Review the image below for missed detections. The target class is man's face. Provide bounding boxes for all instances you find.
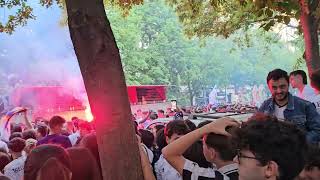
[166,133,183,144]
[235,150,267,180]
[290,75,303,88]
[268,78,289,102]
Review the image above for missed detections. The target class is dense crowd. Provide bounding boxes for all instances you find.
[0,68,319,180]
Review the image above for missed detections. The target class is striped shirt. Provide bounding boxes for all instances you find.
[218,163,238,180]
[183,159,230,180]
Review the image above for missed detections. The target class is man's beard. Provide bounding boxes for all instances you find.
[273,92,288,102]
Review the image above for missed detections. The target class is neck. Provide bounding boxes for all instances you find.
[298,84,305,93]
[275,95,289,107]
[12,152,22,160]
[215,160,235,169]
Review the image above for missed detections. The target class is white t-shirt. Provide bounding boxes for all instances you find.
[141,144,154,164]
[155,154,182,180]
[311,94,320,114]
[68,131,80,146]
[274,104,287,120]
[4,155,26,180]
[298,85,317,102]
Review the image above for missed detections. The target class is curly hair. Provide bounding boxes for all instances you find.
[238,114,307,180]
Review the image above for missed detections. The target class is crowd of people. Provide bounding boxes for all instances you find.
[0,68,319,180]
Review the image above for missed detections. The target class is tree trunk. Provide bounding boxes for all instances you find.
[65,0,143,180]
[187,81,194,106]
[300,0,320,80]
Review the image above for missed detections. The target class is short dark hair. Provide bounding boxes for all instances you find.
[164,120,190,138]
[22,130,37,140]
[197,120,212,129]
[9,132,22,141]
[156,128,167,151]
[11,124,22,133]
[138,129,154,149]
[290,70,308,84]
[158,109,165,114]
[267,69,289,84]
[49,116,66,129]
[8,137,26,153]
[184,120,196,131]
[37,125,48,137]
[238,114,307,180]
[310,72,320,91]
[304,145,320,170]
[0,152,10,171]
[204,131,237,161]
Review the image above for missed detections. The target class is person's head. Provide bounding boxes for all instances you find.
[24,138,37,155]
[0,152,10,172]
[202,128,237,167]
[79,133,101,173]
[78,122,92,138]
[297,145,320,180]
[266,69,289,103]
[236,114,307,180]
[164,120,190,144]
[138,129,154,149]
[155,128,167,151]
[185,120,197,131]
[10,124,22,134]
[36,125,48,140]
[151,124,164,138]
[183,141,212,168]
[158,109,165,118]
[67,147,102,180]
[150,113,158,120]
[290,70,308,88]
[9,132,22,141]
[24,144,72,180]
[22,129,37,140]
[49,116,66,134]
[310,72,320,93]
[8,137,25,156]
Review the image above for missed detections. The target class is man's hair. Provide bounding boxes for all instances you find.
[0,152,10,171]
[164,120,190,138]
[156,128,167,151]
[197,120,212,129]
[185,120,196,131]
[22,130,37,140]
[310,72,320,91]
[37,125,48,137]
[290,70,308,84]
[49,116,66,129]
[138,129,154,149]
[9,132,22,141]
[304,145,320,170]
[158,109,165,114]
[10,124,22,133]
[238,113,307,180]
[204,128,237,161]
[267,69,289,84]
[8,137,26,153]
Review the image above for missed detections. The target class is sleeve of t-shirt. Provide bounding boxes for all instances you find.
[183,159,228,180]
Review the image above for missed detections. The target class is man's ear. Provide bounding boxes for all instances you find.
[264,161,279,179]
[166,136,170,144]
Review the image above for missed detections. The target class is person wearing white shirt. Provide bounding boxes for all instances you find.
[290,70,316,102]
[310,73,320,114]
[4,138,26,180]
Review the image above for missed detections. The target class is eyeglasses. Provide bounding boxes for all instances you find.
[237,150,265,164]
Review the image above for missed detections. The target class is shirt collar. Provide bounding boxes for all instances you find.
[268,93,294,110]
[218,163,238,174]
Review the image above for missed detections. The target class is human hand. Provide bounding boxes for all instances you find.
[202,117,240,136]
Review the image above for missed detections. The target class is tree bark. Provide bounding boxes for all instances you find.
[300,0,320,80]
[65,0,143,180]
